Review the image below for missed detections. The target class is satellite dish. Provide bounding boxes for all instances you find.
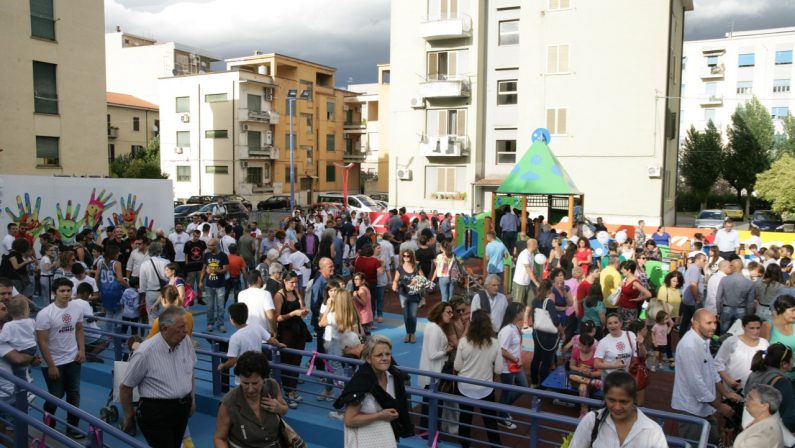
[531,128,551,144]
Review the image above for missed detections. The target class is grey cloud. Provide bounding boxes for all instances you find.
[685,0,795,40]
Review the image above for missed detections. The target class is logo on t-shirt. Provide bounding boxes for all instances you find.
[62,313,72,325]
[189,246,203,263]
[615,341,626,352]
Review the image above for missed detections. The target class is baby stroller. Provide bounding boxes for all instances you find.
[99,358,139,436]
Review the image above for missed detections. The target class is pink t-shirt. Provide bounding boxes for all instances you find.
[354,286,373,325]
[572,345,596,371]
[651,323,669,347]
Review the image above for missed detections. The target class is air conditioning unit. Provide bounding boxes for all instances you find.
[241,124,249,132]
[264,88,273,101]
[174,147,183,154]
[240,161,248,168]
[396,168,413,180]
[647,165,662,178]
[265,130,273,145]
[180,113,190,123]
[410,97,425,109]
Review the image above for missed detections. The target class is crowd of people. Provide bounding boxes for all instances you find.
[2,204,795,447]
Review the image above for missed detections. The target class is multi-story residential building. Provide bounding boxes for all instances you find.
[105,29,219,105]
[346,64,392,195]
[390,0,692,225]
[0,0,107,176]
[160,53,358,203]
[680,27,795,142]
[107,92,159,163]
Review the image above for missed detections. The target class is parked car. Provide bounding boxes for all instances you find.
[185,195,215,205]
[316,192,383,213]
[186,194,252,210]
[722,203,744,220]
[257,195,290,211]
[174,204,204,224]
[368,193,389,203]
[750,210,784,231]
[694,209,726,229]
[188,201,249,223]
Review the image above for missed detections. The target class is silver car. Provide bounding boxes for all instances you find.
[694,209,726,229]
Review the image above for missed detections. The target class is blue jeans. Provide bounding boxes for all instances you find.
[225,277,242,304]
[204,286,226,328]
[438,277,453,302]
[42,362,81,426]
[721,306,746,334]
[373,286,385,318]
[499,371,529,418]
[402,295,419,335]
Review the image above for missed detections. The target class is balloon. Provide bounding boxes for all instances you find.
[615,230,628,244]
[596,231,610,245]
[595,247,604,257]
[534,253,547,265]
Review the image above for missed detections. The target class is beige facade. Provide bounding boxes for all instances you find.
[0,0,108,176]
[107,93,159,162]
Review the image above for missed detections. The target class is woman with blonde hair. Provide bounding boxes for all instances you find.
[147,285,195,338]
[319,282,362,402]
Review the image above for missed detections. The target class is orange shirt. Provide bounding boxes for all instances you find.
[228,255,246,278]
[147,311,194,339]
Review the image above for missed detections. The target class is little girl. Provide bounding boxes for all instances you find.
[651,310,673,371]
[568,334,601,417]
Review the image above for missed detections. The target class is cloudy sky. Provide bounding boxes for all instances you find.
[105,0,794,85]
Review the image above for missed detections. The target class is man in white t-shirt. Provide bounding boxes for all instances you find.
[512,239,541,305]
[237,271,276,334]
[35,277,85,439]
[217,302,282,385]
[1,223,17,256]
[168,223,190,268]
[714,219,741,260]
[70,263,98,300]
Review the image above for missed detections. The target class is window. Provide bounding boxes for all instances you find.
[33,61,57,114]
[108,144,115,163]
[131,145,144,156]
[327,101,335,121]
[548,0,571,10]
[247,94,261,113]
[425,166,465,195]
[205,93,227,102]
[154,119,160,136]
[706,56,718,67]
[436,0,458,19]
[705,82,717,97]
[427,50,461,80]
[738,53,755,67]
[704,108,716,123]
[246,167,263,186]
[381,70,390,84]
[546,108,567,135]
[498,20,519,46]
[497,80,518,105]
[176,96,189,113]
[205,130,228,139]
[772,107,790,119]
[176,131,190,147]
[430,109,467,137]
[30,0,55,40]
[736,81,752,95]
[303,113,313,133]
[284,166,291,182]
[326,134,336,151]
[496,140,517,164]
[176,166,191,182]
[133,117,140,131]
[773,79,791,93]
[36,136,59,166]
[775,50,793,65]
[248,131,261,150]
[206,165,229,174]
[547,45,570,74]
[326,164,336,182]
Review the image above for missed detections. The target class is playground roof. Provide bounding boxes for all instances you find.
[497,140,581,195]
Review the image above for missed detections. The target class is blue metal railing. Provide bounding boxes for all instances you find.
[0,368,148,448]
[88,315,710,448]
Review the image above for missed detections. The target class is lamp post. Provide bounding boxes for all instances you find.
[287,89,311,211]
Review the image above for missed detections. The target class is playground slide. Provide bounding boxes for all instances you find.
[454,245,478,259]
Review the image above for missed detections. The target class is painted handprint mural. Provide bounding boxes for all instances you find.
[0,175,174,244]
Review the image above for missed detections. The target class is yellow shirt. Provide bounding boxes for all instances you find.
[147,311,194,339]
[656,285,681,318]
[600,266,622,308]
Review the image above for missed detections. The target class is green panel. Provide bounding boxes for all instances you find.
[497,140,580,195]
[495,195,522,209]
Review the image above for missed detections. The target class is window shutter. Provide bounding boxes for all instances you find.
[547,46,558,73]
[546,109,556,134]
[457,110,466,137]
[438,110,447,135]
[428,53,439,80]
[557,109,567,134]
[446,167,456,192]
[559,45,569,72]
[449,51,457,77]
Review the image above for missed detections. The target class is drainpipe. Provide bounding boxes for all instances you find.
[198,84,202,195]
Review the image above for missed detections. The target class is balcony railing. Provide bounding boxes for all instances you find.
[700,64,725,80]
[419,134,469,157]
[108,126,119,139]
[419,14,472,41]
[700,95,723,107]
[238,145,279,159]
[343,144,366,162]
[240,109,280,124]
[419,75,471,98]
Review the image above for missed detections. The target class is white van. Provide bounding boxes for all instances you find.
[316,192,383,213]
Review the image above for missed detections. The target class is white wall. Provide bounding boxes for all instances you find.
[106,33,177,105]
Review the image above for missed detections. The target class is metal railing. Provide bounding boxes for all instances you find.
[87,316,710,448]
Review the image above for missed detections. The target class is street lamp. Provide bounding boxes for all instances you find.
[287,89,311,211]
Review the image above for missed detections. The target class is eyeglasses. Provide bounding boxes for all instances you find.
[456,309,466,314]
[444,310,454,315]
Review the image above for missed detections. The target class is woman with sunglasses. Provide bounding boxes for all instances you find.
[392,250,422,343]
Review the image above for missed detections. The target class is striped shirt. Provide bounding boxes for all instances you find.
[122,333,196,399]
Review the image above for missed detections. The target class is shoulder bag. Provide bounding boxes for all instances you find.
[151,260,168,288]
[625,332,650,390]
[607,282,622,307]
[533,298,558,334]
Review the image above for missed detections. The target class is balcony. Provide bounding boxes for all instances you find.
[419,135,469,157]
[419,75,471,98]
[239,145,280,159]
[700,95,724,107]
[239,181,273,195]
[700,65,725,80]
[343,121,366,134]
[107,126,119,139]
[240,109,280,124]
[343,144,366,162]
[419,15,472,41]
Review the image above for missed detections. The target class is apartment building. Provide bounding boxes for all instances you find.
[0,0,107,176]
[107,93,159,163]
[680,27,795,141]
[105,29,219,105]
[390,0,692,225]
[160,53,358,202]
[346,64,392,195]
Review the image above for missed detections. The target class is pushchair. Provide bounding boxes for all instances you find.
[99,359,139,436]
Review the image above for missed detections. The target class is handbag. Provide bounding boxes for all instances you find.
[625,332,650,390]
[438,357,456,394]
[533,298,558,334]
[279,417,308,448]
[151,260,168,288]
[607,283,622,307]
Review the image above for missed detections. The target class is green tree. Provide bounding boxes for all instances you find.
[755,154,795,213]
[722,105,773,216]
[679,123,722,209]
[110,136,168,179]
[773,114,795,159]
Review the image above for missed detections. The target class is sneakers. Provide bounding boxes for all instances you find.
[317,389,334,401]
[328,411,344,421]
[206,325,214,332]
[182,436,195,448]
[66,429,86,440]
[287,399,299,409]
[218,325,227,333]
[498,420,517,430]
[287,392,304,402]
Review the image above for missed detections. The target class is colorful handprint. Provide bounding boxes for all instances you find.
[5,193,48,238]
[84,188,116,230]
[107,194,143,232]
[137,216,156,239]
[56,200,82,245]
